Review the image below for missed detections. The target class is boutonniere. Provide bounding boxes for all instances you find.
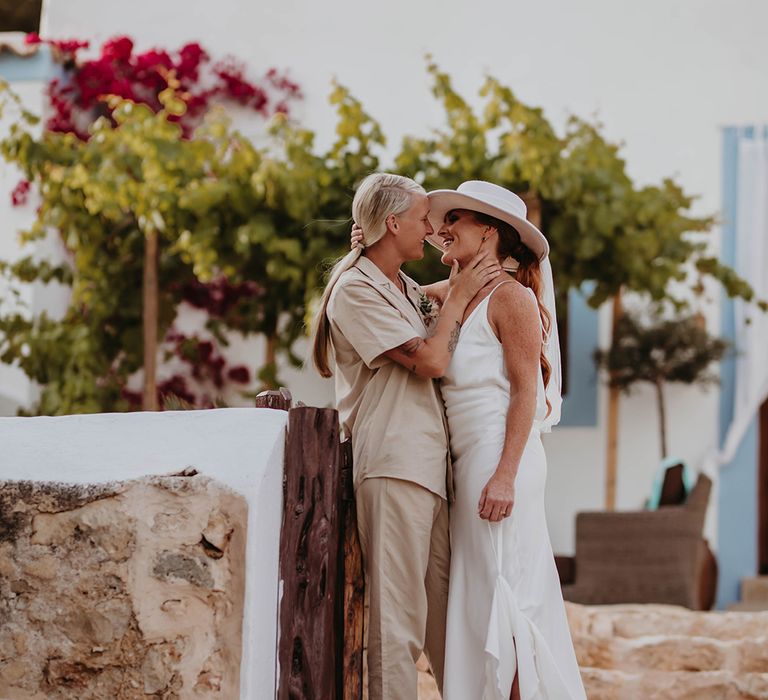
[418,291,440,327]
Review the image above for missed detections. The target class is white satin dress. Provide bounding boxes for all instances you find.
[441,283,586,700]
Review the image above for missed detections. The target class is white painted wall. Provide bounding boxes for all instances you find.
[10,0,764,553]
[0,407,288,698]
[40,0,768,214]
[0,80,45,412]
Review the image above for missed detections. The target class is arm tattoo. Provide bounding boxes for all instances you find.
[448,321,461,353]
[399,338,424,357]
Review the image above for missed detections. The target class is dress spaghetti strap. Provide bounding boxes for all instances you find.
[486,279,516,302]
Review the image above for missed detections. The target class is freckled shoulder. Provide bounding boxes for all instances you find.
[488,280,540,332]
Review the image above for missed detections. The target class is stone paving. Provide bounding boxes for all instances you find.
[416,603,768,699]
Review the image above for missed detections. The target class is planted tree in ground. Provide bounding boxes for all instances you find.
[1,55,760,425]
[1,35,303,411]
[0,47,381,413]
[395,61,761,507]
[594,313,729,459]
[0,83,251,412]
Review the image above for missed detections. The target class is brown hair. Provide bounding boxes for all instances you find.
[472,212,552,395]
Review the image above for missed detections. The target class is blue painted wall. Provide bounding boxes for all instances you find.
[716,126,759,609]
[0,46,52,82]
[560,284,599,427]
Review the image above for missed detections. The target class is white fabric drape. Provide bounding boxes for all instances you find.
[720,130,768,463]
[539,257,562,432]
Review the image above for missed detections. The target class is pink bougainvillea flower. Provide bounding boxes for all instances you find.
[75,59,117,106]
[196,340,214,362]
[266,68,302,97]
[227,366,251,384]
[49,39,90,55]
[158,375,196,405]
[41,34,301,139]
[176,42,209,81]
[101,36,134,62]
[10,179,31,207]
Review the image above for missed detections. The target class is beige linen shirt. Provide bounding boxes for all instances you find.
[327,256,452,500]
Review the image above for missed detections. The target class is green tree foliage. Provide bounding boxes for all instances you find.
[0,62,760,416]
[594,313,729,458]
[0,80,382,413]
[396,61,760,312]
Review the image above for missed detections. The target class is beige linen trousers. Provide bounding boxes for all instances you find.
[356,477,450,700]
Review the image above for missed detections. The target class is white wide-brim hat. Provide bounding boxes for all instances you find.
[426,180,549,263]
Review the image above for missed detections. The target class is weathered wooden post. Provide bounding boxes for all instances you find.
[339,440,364,700]
[255,390,364,700]
[255,387,293,411]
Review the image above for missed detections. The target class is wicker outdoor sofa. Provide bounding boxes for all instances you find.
[561,474,716,610]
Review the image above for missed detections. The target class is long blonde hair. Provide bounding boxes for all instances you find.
[311,173,425,377]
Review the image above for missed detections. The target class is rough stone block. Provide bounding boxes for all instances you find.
[0,474,247,699]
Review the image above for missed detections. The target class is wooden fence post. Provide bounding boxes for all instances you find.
[339,439,364,700]
[255,388,293,411]
[277,406,342,699]
[259,388,364,699]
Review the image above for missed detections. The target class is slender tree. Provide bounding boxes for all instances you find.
[395,61,761,506]
[595,313,729,459]
[0,77,380,413]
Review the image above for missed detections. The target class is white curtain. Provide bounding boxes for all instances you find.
[720,131,768,463]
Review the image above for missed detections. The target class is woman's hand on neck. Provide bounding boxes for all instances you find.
[453,233,500,272]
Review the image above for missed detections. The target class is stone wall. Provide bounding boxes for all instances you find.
[0,474,247,699]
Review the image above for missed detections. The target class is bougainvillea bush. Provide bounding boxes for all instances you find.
[0,33,382,413]
[24,33,301,138]
[3,35,305,411]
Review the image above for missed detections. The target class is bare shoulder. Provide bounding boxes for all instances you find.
[487,281,541,351]
[488,280,539,326]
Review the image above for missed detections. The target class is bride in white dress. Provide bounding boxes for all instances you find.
[424,182,586,700]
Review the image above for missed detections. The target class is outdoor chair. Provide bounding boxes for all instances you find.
[560,474,716,609]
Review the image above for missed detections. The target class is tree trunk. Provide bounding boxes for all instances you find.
[142,229,159,411]
[263,333,277,390]
[655,379,668,460]
[604,292,623,510]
